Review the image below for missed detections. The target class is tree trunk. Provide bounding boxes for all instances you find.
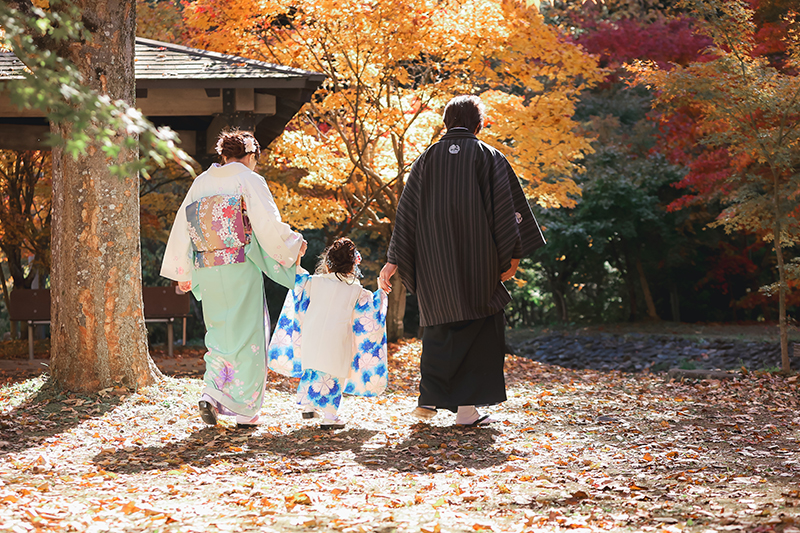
[553,287,568,323]
[386,278,406,342]
[49,0,161,392]
[771,173,790,372]
[635,256,660,321]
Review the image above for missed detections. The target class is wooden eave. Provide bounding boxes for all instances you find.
[0,37,325,155]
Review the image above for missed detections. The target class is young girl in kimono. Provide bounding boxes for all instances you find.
[268,238,388,430]
[161,130,306,428]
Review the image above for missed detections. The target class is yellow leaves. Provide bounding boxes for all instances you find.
[269,182,347,230]
[479,92,594,204]
[285,492,313,510]
[530,179,583,209]
[136,0,185,43]
[178,0,600,230]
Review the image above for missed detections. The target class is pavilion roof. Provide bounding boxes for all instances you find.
[0,37,325,89]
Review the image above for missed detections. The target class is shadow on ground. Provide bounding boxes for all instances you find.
[0,374,124,458]
[92,421,507,475]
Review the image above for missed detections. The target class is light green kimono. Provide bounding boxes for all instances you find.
[161,162,302,417]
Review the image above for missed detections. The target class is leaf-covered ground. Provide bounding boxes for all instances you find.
[1,339,799,533]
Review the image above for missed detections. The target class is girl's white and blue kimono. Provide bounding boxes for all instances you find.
[268,269,389,419]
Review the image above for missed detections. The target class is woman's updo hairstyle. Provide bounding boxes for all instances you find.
[317,237,361,281]
[215,129,261,161]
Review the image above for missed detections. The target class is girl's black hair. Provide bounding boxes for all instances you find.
[316,237,359,281]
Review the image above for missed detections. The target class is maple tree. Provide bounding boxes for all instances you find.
[181,0,602,339]
[136,0,186,43]
[0,150,51,291]
[0,150,51,340]
[505,4,711,325]
[635,0,800,371]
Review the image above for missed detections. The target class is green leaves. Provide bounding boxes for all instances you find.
[0,1,195,179]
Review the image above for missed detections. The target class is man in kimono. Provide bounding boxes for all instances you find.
[378,95,545,426]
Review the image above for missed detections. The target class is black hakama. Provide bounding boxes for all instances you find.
[419,312,506,412]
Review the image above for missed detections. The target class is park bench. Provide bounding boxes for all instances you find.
[8,287,191,360]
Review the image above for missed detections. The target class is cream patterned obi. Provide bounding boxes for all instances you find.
[186,194,252,268]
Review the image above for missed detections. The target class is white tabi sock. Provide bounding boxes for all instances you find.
[455,405,480,425]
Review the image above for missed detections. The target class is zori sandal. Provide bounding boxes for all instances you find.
[235,414,262,429]
[198,400,218,426]
[457,415,496,427]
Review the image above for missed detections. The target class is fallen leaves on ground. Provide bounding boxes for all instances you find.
[0,339,798,532]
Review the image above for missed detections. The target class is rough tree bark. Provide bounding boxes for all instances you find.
[48,0,161,391]
[770,167,790,372]
[635,256,660,321]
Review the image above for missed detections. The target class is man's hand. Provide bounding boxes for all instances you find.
[501,258,520,282]
[378,263,398,292]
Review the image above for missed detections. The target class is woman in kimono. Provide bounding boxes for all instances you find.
[161,129,306,428]
[267,238,388,430]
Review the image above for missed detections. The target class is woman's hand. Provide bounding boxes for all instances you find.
[501,258,520,282]
[378,263,397,293]
[178,280,192,292]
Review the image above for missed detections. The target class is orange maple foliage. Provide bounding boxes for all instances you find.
[180,0,601,233]
[0,150,51,289]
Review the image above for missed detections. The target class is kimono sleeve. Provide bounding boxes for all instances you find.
[486,153,545,273]
[503,159,545,258]
[344,288,389,396]
[160,189,196,282]
[267,268,311,378]
[387,152,424,294]
[240,171,304,271]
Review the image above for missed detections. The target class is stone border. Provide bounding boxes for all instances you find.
[666,368,740,380]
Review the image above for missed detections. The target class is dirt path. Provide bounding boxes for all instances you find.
[0,339,798,532]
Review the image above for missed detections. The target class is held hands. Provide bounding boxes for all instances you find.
[297,239,308,263]
[178,280,192,292]
[501,258,520,283]
[378,263,397,293]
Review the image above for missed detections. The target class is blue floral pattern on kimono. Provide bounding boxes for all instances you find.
[268,270,388,417]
